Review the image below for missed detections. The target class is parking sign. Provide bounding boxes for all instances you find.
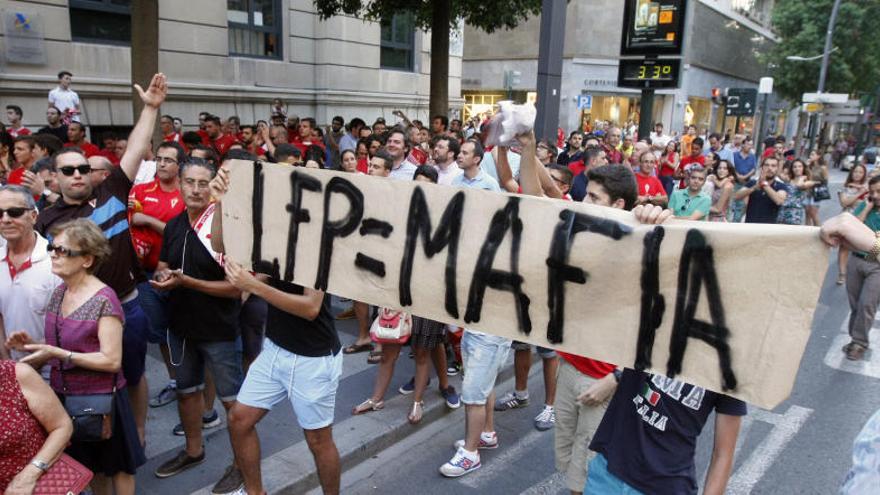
[578,94,593,110]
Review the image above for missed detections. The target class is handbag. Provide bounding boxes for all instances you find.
[54,298,116,443]
[813,183,831,201]
[370,308,413,344]
[33,453,94,495]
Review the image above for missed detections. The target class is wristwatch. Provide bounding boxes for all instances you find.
[30,459,49,472]
[612,369,622,383]
[870,231,880,261]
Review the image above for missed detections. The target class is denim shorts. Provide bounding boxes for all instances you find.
[167,331,243,402]
[511,340,557,358]
[585,454,645,495]
[121,298,149,386]
[237,338,343,430]
[461,330,511,405]
[137,278,169,345]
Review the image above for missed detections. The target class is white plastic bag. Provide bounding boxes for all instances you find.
[484,101,536,147]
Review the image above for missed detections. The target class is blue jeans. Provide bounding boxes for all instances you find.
[121,298,149,387]
[167,331,243,402]
[461,330,511,405]
[585,454,645,495]
[137,277,169,345]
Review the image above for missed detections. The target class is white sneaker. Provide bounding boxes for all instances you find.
[534,405,556,431]
[453,432,498,450]
[439,447,481,477]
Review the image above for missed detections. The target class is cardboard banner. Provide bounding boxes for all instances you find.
[221,160,829,409]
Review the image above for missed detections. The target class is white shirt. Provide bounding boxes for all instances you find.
[0,233,61,373]
[48,86,81,122]
[435,162,463,186]
[389,160,418,181]
[134,160,157,185]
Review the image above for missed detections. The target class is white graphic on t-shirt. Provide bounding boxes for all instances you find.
[631,374,708,431]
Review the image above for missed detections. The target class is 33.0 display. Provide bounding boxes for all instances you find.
[617,58,681,89]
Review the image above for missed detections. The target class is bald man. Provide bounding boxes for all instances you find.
[87,155,113,186]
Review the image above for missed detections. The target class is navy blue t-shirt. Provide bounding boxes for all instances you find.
[744,177,788,224]
[589,370,747,495]
[570,173,588,202]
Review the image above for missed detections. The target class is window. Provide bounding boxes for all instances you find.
[380,13,415,71]
[69,0,131,45]
[228,0,282,59]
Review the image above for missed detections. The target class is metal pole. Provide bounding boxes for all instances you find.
[638,89,655,141]
[534,0,566,141]
[808,0,843,151]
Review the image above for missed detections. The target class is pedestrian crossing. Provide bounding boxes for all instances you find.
[822,317,880,378]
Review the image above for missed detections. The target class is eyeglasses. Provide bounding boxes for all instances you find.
[47,243,85,257]
[58,164,91,176]
[0,207,33,219]
[89,167,108,173]
[156,156,179,165]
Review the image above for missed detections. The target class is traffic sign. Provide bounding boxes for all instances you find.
[577,94,593,110]
[802,103,824,113]
[725,88,758,116]
[802,92,849,104]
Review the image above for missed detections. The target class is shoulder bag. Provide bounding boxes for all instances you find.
[370,308,413,345]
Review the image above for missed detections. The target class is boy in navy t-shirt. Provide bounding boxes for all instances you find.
[587,369,747,495]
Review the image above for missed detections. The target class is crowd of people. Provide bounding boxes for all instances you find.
[0,70,877,495]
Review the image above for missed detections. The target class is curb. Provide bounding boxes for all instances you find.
[267,357,537,494]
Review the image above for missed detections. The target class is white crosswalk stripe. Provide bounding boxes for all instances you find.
[823,317,880,378]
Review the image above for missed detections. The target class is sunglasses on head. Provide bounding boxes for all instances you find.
[47,243,85,257]
[0,207,33,219]
[58,164,91,176]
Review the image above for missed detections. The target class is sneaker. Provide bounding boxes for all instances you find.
[149,382,177,408]
[494,391,529,411]
[173,409,223,435]
[439,447,481,478]
[154,449,206,478]
[212,464,244,494]
[534,405,556,431]
[446,363,460,376]
[441,385,461,409]
[453,433,498,450]
[399,376,429,395]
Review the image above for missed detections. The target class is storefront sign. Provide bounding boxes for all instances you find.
[221,161,828,409]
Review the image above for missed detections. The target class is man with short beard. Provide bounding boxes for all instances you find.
[385,129,417,180]
[239,125,265,158]
[734,156,788,224]
[160,114,184,146]
[37,106,68,142]
[603,127,623,165]
[205,115,236,158]
[432,136,462,186]
[64,122,100,157]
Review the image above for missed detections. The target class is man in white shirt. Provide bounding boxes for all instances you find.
[432,136,462,186]
[385,129,418,181]
[650,122,670,158]
[48,71,81,123]
[0,185,61,377]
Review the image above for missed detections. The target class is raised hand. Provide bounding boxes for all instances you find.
[134,73,168,109]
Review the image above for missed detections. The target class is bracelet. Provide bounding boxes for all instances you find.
[30,459,49,472]
[871,232,880,261]
[64,350,73,366]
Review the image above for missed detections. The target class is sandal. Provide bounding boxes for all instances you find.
[352,398,384,415]
[408,401,424,424]
[367,349,383,365]
[343,342,373,354]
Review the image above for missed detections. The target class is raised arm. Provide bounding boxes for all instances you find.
[120,73,168,181]
[516,132,542,196]
[494,146,520,193]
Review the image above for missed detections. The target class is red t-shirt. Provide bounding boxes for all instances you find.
[636,173,667,198]
[676,155,706,188]
[6,167,26,185]
[7,127,30,138]
[211,134,237,158]
[291,137,326,156]
[197,129,211,146]
[356,158,369,174]
[98,148,120,166]
[164,132,185,147]
[604,145,623,165]
[558,352,616,380]
[128,180,185,271]
[64,141,100,158]
[659,152,678,177]
[568,160,586,176]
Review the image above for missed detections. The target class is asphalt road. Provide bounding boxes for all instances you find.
[135,168,879,494]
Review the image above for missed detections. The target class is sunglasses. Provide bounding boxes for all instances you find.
[47,243,85,257]
[58,164,91,176]
[0,207,33,219]
[680,198,692,212]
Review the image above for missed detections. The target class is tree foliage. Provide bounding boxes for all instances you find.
[313,0,543,32]
[762,0,880,103]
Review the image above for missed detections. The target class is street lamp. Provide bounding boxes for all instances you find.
[786,46,839,62]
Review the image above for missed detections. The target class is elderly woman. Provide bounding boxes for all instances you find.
[11,218,145,495]
[0,360,72,494]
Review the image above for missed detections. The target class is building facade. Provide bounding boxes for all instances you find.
[0,0,463,134]
[463,0,785,138]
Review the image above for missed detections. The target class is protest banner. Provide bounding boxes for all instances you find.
[220,160,829,409]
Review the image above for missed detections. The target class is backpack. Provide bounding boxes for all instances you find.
[370,308,413,344]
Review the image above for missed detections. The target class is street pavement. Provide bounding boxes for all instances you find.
[135,167,879,494]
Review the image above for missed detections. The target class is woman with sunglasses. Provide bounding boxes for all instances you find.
[11,218,145,495]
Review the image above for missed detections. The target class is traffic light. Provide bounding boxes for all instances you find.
[711,87,727,105]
